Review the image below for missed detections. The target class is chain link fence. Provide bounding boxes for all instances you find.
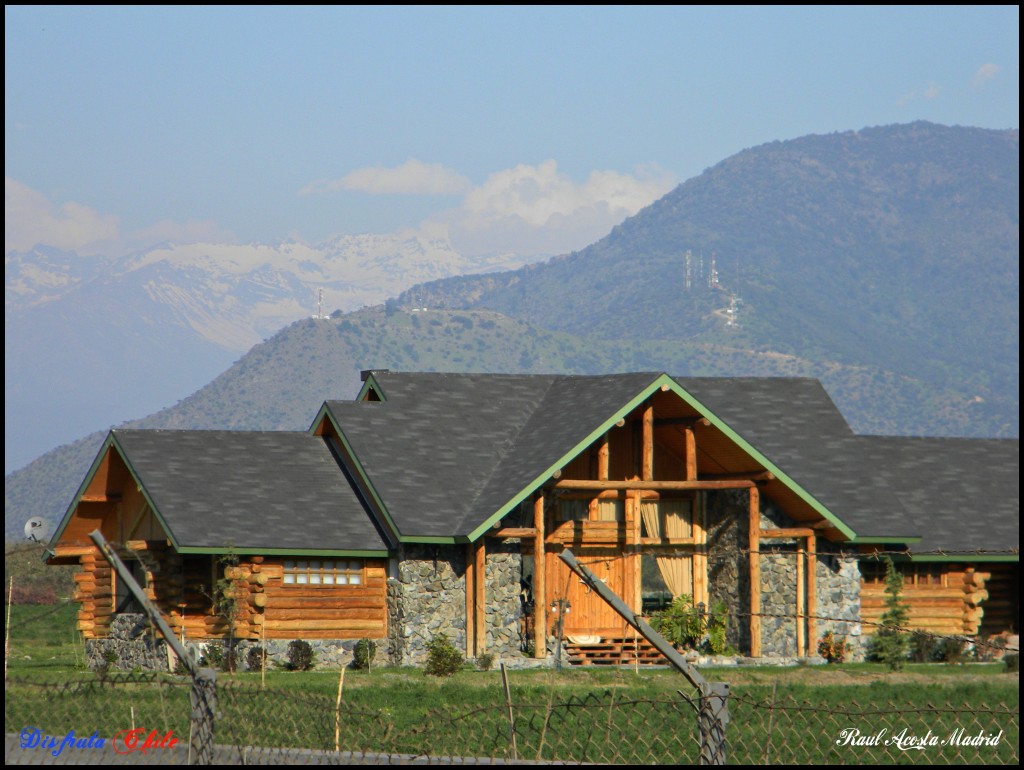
[5,668,1018,765]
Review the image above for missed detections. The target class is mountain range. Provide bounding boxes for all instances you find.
[5,233,530,472]
[5,121,1019,540]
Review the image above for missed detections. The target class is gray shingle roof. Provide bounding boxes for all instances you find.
[88,372,1016,556]
[676,377,921,540]
[856,436,1019,553]
[324,372,662,538]
[113,430,388,553]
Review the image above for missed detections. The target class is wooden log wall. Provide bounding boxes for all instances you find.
[70,546,111,638]
[258,558,388,640]
[860,564,996,636]
[978,563,1019,637]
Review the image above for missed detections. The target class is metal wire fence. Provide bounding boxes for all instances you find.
[5,668,1019,765]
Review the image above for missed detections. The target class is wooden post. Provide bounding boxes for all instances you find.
[475,538,486,656]
[465,543,476,658]
[684,428,697,481]
[533,494,546,659]
[796,538,805,657]
[598,432,610,481]
[694,493,708,607]
[749,487,761,658]
[807,534,817,657]
[642,401,654,481]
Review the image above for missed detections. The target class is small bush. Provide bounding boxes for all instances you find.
[705,600,729,655]
[246,646,268,672]
[938,637,966,664]
[425,634,463,677]
[817,631,852,663]
[650,595,704,650]
[909,631,940,663]
[200,643,224,670]
[287,640,316,671]
[476,652,495,671]
[353,639,377,670]
[1005,653,1019,673]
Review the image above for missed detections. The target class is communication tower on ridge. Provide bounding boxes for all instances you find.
[684,250,692,290]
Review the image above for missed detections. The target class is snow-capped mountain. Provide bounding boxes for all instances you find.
[4,233,530,472]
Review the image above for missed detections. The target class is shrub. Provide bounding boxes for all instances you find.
[938,637,966,664]
[246,646,268,672]
[650,595,704,650]
[287,640,316,671]
[872,556,910,671]
[353,638,377,670]
[909,631,939,662]
[705,600,729,655]
[424,634,463,677]
[476,652,496,671]
[1005,653,1019,673]
[817,631,852,663]
[200,643,224,670]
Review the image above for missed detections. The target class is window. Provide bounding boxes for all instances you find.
[282,559,363,586]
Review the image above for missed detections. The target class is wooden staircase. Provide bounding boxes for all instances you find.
[565,636,674,666]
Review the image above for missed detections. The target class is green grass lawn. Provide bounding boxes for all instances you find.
[5,603,1019,764]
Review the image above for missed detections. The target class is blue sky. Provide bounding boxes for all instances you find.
[5,6,1019,260]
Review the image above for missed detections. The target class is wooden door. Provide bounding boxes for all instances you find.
[545,547,632,638]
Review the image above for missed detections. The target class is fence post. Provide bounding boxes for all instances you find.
[190,667,217,764]
[698,682,729,765]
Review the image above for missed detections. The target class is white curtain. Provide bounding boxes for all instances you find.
[641,499,694,598]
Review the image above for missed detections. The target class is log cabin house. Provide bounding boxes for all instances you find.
[47,371,1018,667]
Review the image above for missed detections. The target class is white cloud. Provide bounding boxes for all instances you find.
[438,160,675,258]
[973,63,1000,88]
[299,159,472,196]
[5,177,120,255]
[924,83,941,100]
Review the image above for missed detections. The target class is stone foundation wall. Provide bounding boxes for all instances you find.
[705,489,750,653]
[703,489,861,658]
[388,544,468,665]
[484,541,525,658]
[814,545,864,660]
[84,614,170,671]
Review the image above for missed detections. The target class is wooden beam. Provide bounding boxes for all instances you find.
[796,539,805,657]
[807,533,817,658]
[653,417,711,428]
[749,487,761,658]
[475,538,486,656]
[552,479,755,491]
[598,432,610,481]
[488,527,537,539]
[53,545,100,558]
[642,400,654,481]
[684,428,697,481]
[701,471,775,482]
[533,494,546,659]
[465,543,475,658]
[760,528,816,539]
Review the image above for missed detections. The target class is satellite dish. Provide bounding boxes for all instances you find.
[24,516,52,543]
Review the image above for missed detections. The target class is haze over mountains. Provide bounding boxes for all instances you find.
[5,121,1019,540]
[5,232,532,472]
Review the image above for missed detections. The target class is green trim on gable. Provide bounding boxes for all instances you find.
[464,374,669,542]
[398,536,463,545]
[663,377,861,542]
[355,373,387,403]
[462,373,867,544]
[179,546,391,558]
[47,432,183,554]
[311,405,402,544]
[906,553,1019,563]
[851,536,923,544]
